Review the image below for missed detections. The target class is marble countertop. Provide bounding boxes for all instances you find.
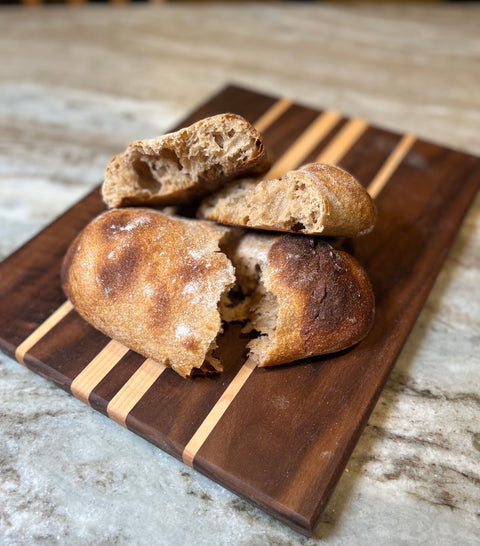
[1,3,479,544]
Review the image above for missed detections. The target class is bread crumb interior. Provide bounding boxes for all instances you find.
[218,234,279,365]
[131,121,261,198]
[202,173,327,234]
[200,339,223,375]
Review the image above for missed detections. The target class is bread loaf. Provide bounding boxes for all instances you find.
[102,114,269,208]
[227,232,375,367]
[66,116,377,377]
[61,209,235,378]
[198,163,376,237]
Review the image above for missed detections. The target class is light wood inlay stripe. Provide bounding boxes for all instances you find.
[70,340,129,405]
[315,118,368,164]
[15,300,74,367]
[367,134,416,199]
[183,358,257,467]
[107,358,166,426]
[267,111,342,179]
[253,97,292,133]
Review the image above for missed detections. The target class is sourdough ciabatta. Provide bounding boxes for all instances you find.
[61,209,235,378]
[102,114,270,208]
[198,163,376,237]
[227,232,375,367]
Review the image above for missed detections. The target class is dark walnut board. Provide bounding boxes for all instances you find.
[1,85,479,537]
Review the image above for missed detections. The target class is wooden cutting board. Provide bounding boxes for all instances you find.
[1,85,479,536]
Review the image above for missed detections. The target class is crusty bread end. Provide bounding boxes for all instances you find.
[62,209,235,378]
[198,163,377,238]
[227,232,375,367]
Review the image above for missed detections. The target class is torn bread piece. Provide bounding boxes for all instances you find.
[228,232,375,367]
[61,209,235,378]
[102,114,270,208]
[198,163,377,238]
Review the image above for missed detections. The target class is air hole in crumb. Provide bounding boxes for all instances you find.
[291,221,306,232]
[160,147,183,171]
[132,158,162,192]
[212,132,225,149]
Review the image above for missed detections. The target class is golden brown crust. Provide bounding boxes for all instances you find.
[302,163,377,236]
[102,114,270,208]
[198,162,377,238]
[61,208,235,378]
[263,235,375,366]
[231,233,375,367]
